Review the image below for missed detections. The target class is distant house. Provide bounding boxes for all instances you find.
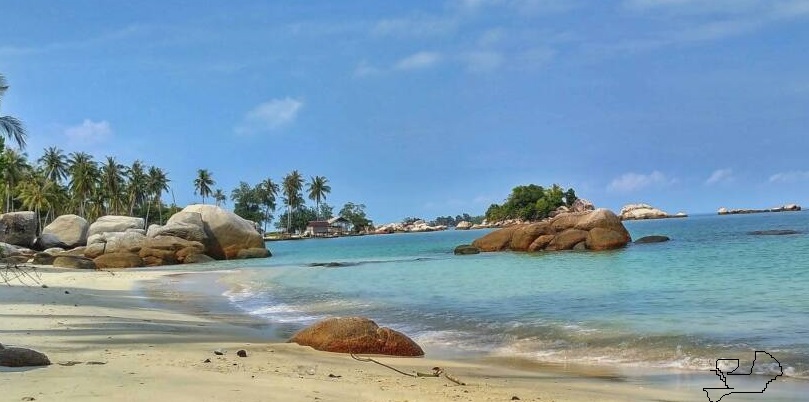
[304,217,352,237]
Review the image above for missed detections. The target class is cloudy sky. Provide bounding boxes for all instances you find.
[2,0,808,223]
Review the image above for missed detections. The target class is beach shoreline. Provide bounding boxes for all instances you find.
[1,267,803,401]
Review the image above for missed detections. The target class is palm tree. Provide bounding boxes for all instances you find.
[67,152,97,218]
[1,148,31,212]
[100,156,128,215]
[127,160,147,216]
[0,73,27,149]
[194,169,214,204]
[282,170,304,234]
[146,166,170,224]
[38,146,68,184]
[258,177,279,232]
[213,188,226,207]
[16,172,59,231]
[306,175,331,219]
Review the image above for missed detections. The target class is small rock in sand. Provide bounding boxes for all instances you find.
[237,350,247,357]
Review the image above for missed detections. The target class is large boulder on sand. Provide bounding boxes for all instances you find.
[94,252,144,269]
[88,215,145,237]
[177,205,266,260]
[39,214,89,248]
[53,255,97,270]
[0,343,51,367]
[151,212,208,242]
[472,209,631,252]
[85,231,146,258]
[288,317,424,357]
[0,211,38,248]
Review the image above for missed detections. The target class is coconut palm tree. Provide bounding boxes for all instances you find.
[146,166,170,224]
[16,172,59,231]
[127,160,147,216]
[194,169,214,204]
[101,156,128,215]
[0,73,27,149]
[38,146,68,184]
[306,175,331,219]
[282,170,303,234]
[67,152,97,218]
[258,177,279,232]
[1,148,31,212]
[213,188,226,207]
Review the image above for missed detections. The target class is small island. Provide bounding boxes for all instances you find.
[620,203,687,220]
[718,204,802,215]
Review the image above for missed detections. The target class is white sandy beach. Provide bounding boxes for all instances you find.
[0,267,777,401]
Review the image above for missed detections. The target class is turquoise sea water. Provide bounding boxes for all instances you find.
[221,212,809,379]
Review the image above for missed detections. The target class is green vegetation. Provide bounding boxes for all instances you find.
[339,202,372,233]
[485,184,578,222]
[432,213,484,227]
[0,74,27,150]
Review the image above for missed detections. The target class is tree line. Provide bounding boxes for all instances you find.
[485,184,578,222]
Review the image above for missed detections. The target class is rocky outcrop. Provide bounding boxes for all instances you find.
[472,209,631,252]
[53,255,97,270]
[455,221,472,230]
[453,244,480,255]
[374,221,447,234]
[0,344,51,367]
[39,214,89,249]
[719,204,802,215]
[571,198,595,213]
[634,235,671,244]
[0,211,38,248]
[288,317,424,357]
[179,204,266,259]
[93,252,144,269]
[151,212,208,242]
[620,204,686,220]
[138,235,206,266]
[85,231,146,258]
[88,215,145,237]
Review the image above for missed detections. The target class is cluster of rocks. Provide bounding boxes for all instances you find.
[374,220,447,234]
[471,209,632,252]
[465,199,597,230]
[288,317,424,357]
[0,204,270,269]
[620,204,687,220]
[718,204,802,215]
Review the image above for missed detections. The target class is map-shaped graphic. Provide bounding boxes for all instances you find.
[703,351,783,402]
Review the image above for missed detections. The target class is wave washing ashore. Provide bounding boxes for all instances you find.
[219,213,809,387]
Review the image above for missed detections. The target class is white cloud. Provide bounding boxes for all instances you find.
[235,98,303,135]
[607,171,674,192]
[394,51,442,70]
[64,119,112,143]
[372,16,458,38]
[705,168,734,185]
[460,51,504,72]
[769,171,809,183]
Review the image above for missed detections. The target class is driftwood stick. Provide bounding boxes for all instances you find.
[349,353,466,385]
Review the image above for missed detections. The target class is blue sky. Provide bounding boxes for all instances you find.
[2,0,808,224]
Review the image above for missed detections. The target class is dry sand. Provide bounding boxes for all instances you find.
[0,267,754,401]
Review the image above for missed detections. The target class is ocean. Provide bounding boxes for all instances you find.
[214,211,809,381]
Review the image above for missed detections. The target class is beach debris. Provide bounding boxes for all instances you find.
[328,373,341,378]
[0,345,51,367]
[203,358,211,363]
[1,262,42,286]
[511,396,520,400]
[85,361,106,365]
[213,349,225,356]
[21,397,36,401]
[57,361,83,366]
[289,317,424,357]
[296,365,317,376]
[350,354,466,386]
[237,349,247,357]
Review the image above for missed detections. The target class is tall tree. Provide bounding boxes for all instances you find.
[100,156,128,215]
[38,146,68,184]
[257,177,279,233]
[67,152,97,218]
[213,188,226,207]
[194,169,214,204]
[1,148,30,212]
[146,166,169,224]
[0,74,27,149]
[281,170,304,234]
[16,171,59,231]
[306,175,331,219]
[127,160,147,216]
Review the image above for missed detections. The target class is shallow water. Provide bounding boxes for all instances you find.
[217,212,809,380]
